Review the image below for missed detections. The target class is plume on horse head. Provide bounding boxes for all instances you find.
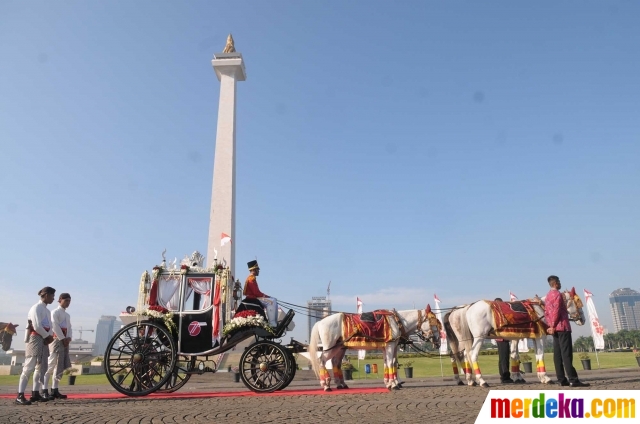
[0,322,18,352]
[420,304,442,349]
[565,288,585,325]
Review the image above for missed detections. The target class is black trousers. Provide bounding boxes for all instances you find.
[552,331,579,383]
[496,340,510,380]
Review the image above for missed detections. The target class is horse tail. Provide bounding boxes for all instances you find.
[443,311,458,355]
[445,307,472,354]
[308,321,321,378]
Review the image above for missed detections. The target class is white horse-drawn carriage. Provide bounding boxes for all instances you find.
[104,251,303,396]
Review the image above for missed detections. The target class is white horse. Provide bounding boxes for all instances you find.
[308,306,441,391]
[445,288,585,387]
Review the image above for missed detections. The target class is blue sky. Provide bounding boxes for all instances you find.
[1,1,639,348]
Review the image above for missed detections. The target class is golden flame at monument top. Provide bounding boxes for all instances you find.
[222,34,236,53]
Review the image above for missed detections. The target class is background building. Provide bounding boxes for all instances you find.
[609,288,640,332]
[95,315,119,357]
[69,339,97,363]
[307,296,332,342]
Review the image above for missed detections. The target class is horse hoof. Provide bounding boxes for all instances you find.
[336,385,349,390]
[469,381,477,387]
[397,382,404,388]
[391,385,401,391]
[457,381,464,386]
[324,387,332,392]
[514,379,526,384]
[481,382,489,388]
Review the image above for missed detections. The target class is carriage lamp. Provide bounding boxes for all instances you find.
[232,280,242,301]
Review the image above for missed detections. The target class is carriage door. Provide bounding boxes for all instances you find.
[179,275,214,354]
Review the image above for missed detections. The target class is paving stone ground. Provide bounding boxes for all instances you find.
[1,368,638,424]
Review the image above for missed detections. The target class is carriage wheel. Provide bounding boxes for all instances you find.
[104,321,176,396]
[239,341,292,393]
[277,349,297,391]
[156,355,196,393]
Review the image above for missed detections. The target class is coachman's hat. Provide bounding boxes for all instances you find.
[247,260,259,270]
[38,286,56,296]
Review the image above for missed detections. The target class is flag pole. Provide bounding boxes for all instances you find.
[593,342,600,369]
[439,352,444,379]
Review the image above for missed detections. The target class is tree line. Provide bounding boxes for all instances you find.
[573,329,640,352]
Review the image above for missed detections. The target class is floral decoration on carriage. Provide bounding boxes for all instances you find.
[222,310,275,337]
[130,305,177,334]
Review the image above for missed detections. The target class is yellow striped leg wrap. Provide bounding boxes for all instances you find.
[510,359,520,373]
[333,366,343,379]
[388,366,396,380]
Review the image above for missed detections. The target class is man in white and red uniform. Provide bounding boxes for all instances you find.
[236,260,270,319]
[16,286,55,405]
[43,293,72,400]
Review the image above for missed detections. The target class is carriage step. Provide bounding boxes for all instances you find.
[273,309,295,338]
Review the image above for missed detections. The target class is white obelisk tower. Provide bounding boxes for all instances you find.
[207,34,246,275]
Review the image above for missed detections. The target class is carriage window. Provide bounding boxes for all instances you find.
[157,275,181,311]
[182,277,213,311]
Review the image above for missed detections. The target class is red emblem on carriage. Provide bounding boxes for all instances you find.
[188,321,201,336]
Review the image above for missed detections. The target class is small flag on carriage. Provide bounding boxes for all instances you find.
[221,233,232,246]
[509,291,518,302]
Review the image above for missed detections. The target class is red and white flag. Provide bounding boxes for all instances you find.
[509,291,518,302]
[220,233,232,247]
[584,289,605,350]
[433,294,448,355]
[356,297,365,360]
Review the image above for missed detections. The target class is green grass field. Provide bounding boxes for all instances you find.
[346,351,639,380]
[0,352,636,385]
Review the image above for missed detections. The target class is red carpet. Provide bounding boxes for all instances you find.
[1,387,387,400]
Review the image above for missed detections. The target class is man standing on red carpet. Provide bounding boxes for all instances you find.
[16,287,55,405]
[43,292,73,400]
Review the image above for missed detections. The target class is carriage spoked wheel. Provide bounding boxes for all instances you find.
[239,340,293,393]
[104,321,177,396]
[277,349,297,391]
[156,355,196,393]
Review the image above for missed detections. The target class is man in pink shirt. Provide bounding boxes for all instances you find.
[545,275,589,387]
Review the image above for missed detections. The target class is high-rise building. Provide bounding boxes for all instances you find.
[307,296,332,342]
[609,288,640,332]
[95,316,118,357]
